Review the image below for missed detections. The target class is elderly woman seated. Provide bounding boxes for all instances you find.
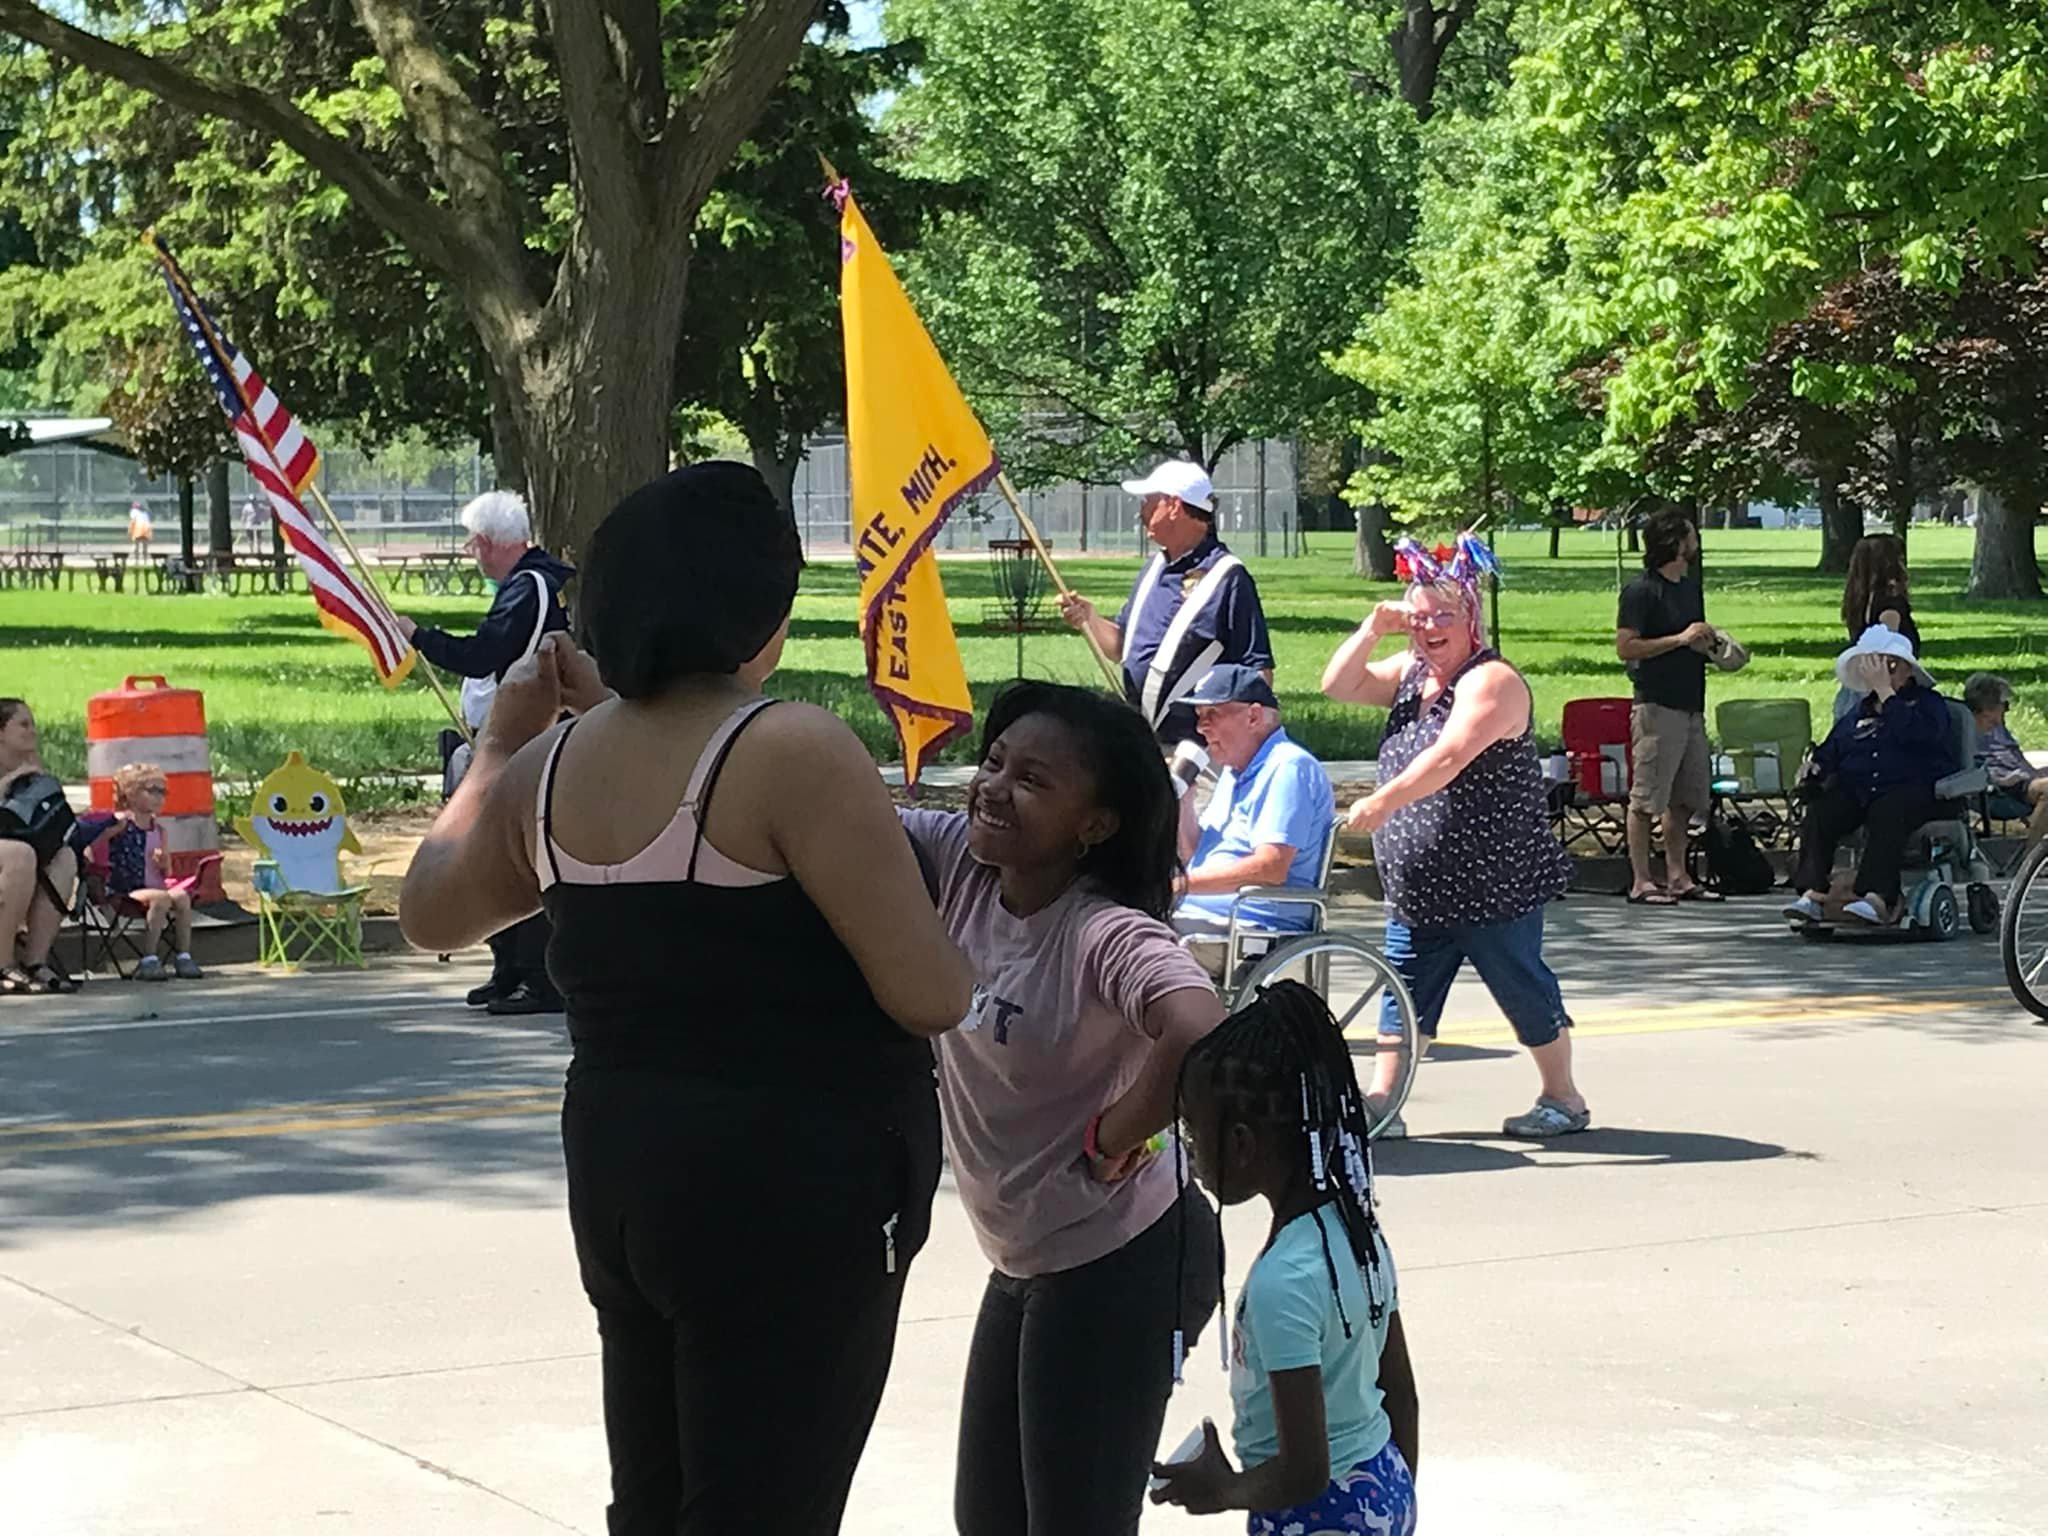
[1964,672,2048,841]
[1784,627,1957,928]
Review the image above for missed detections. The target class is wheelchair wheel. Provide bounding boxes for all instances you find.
[2000,838,2048,1020]
[1924,884,1960,940]
[1230,933,1421,1140]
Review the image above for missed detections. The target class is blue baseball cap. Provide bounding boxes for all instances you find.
[1184,663,1278,709]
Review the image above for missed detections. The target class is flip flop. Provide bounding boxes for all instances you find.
[1674,884,1725,903]
[1626,889,1679,906]
[0,967,31,996]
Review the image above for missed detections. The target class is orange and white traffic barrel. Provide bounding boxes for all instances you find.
[86,675,224,903]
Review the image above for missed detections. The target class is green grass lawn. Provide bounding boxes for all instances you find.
[7,526,2045,805]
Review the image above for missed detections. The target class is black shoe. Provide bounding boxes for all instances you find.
[485,980,565,1016]
[466,976,516,1008]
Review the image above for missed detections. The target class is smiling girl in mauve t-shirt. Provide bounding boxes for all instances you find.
[903,681,1225,1536]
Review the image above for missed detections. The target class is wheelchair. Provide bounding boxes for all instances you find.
[1793,696,1999,942]
[1179,824,1422,1139]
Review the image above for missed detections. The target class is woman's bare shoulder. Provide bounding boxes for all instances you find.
[743,699,871,759]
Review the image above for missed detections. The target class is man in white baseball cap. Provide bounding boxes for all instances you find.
[1059,457,1273,746]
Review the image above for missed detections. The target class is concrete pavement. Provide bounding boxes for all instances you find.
[2,894,2043,1534]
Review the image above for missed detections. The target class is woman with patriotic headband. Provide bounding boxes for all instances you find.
[1318,535,1590,1140]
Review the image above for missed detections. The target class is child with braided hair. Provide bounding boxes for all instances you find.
[1152,980,1419,1535]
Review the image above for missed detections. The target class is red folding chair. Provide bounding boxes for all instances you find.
[1553,698,1635,854]
[72,839,222,979]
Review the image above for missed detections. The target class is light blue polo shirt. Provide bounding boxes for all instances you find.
[1180,727,1335,931]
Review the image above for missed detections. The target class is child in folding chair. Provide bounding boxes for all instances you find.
[74,763,204,980]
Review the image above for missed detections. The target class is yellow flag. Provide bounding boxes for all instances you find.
[836,182,988,787]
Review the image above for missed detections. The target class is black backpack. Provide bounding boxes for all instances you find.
[1701,812,1775,895]
[0,771,76,866]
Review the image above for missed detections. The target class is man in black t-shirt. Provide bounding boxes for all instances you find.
[1614,510,1718,904]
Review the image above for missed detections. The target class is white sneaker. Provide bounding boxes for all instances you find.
[1843,897,1887,926]
[1782,895,1825,924]
[1373,1110,1408,1141]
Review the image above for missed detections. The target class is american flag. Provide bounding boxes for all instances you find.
[146,235,416,686]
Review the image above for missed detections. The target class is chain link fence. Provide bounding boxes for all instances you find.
[793,435,1302,559]
[1,435,486,551]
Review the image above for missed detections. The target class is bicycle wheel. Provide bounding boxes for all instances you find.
[2000,837,2048,1020]
[1232,934,1421,1139]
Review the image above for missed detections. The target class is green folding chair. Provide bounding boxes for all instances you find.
[253,860,368,970]
[1714,698,1814,847]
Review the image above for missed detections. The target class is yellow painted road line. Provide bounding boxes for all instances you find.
[0,1085,556,1140]
[1,991,2014,1158]
[0,1098,559,1157]
[1417,992,2006,1048]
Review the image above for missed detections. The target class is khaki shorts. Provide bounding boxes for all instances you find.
[1629,703,1711,817]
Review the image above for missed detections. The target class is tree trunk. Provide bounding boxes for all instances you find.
[1388,0,1471,121]
[1352,502,1396,580]
[750,437,802,518]
[205,458,231,554]
[1815,462,1858,574]
[485,366,529,498]
[176,473,196,564]
[1966,488,2044,600]
[500,243,692,560]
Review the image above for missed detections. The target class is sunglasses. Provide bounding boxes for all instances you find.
[1407,611,1461,631]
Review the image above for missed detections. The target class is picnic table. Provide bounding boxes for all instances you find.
[88,552,131,592]
[3,549,68,590]
[379,551,483,597]
[141,552,299,596]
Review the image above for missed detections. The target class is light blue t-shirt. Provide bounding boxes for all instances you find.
[1180,728,1335,931]
[1229,1206,1398,1478]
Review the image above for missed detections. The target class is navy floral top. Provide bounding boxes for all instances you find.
[1372,650,1571,929]
[73,812,162,896]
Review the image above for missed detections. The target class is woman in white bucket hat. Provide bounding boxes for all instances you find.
[1784,625,1955,927]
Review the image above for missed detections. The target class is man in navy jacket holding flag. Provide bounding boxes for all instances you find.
[396,490,572,1014]
[1058,459,1274,748]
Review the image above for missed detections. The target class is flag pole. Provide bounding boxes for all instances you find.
[994,472,1126,693]
[301,479,470,743]
[145,233,469,742]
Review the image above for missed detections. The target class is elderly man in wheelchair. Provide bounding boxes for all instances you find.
[1170,665,1335,966]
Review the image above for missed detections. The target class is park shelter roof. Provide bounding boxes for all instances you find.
[6,417,126,450]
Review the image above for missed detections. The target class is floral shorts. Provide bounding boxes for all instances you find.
[1247,1437,1417,1536]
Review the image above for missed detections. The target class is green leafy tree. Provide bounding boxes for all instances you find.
[885,0,1411,484]
[673,35,920,513]
[1337,116,1601,562]
[0,0,826,553]
[1524,0,2048,454]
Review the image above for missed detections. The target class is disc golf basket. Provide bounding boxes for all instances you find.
[986,538,1059,677]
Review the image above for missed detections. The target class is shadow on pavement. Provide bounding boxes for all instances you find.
[0,996,571,1244]
[1375,1126,1803,1179]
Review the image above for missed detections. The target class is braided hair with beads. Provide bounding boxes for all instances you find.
[1169,979,1387,1382]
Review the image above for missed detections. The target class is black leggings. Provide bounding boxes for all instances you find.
[563,1069,940,1535]
[956,1186,1222,1536]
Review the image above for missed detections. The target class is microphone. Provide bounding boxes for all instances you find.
[1169,741,1209,799]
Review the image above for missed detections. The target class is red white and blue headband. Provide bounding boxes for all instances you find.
[1392,532,1501,647]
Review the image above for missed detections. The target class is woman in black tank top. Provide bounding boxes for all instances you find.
[401,464,973,1535]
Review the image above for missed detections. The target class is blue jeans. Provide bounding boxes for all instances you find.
[1378,906,1572,1048]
